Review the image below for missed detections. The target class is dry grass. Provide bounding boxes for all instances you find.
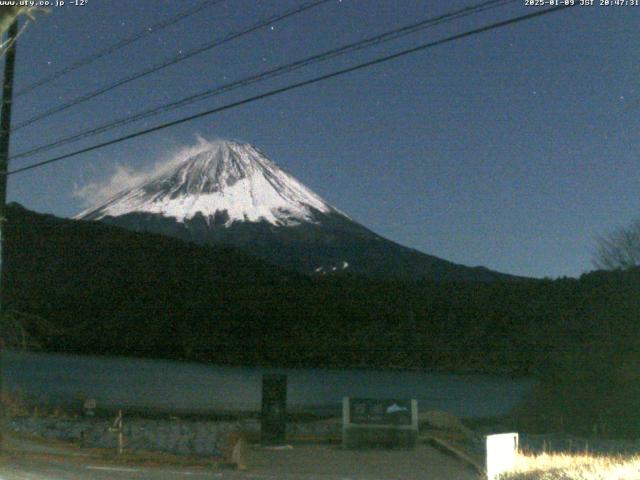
[1,389,75,419]
[500,452,640,480]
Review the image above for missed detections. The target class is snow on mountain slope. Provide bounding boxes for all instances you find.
[76,139,518,282]
[77,140,337,227]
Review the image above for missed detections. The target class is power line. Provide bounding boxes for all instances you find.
[13,0,512,159]
[6,5,574,177]
[12,0,514,161]
[12,0,333,131]
[14,0,225,98]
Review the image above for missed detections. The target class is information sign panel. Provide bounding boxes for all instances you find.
[342,397,418,449]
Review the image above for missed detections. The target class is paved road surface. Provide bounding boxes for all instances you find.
[1,444,479,480]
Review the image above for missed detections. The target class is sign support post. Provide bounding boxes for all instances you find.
[261,374,287,446]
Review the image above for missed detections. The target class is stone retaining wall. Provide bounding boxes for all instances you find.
[9,416,341,457]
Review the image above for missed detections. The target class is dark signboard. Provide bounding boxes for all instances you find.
[349,398,412,426]
[261,374,287,445]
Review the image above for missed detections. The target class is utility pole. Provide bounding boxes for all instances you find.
[0,18,19,453]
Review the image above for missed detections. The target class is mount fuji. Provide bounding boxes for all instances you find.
[77,140,513,282]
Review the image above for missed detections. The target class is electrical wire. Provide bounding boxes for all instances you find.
[6,5,574,176]
[12,0,334,131]
[14,0,225,98]
[12,0,514,161]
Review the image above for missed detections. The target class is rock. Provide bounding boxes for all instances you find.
[231,435,248,470]
[219,431,248,470]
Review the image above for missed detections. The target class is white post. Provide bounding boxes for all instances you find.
[110,409,124,455]
[485,432,518,480]
[117,410,123,455]
[342,397,350,449]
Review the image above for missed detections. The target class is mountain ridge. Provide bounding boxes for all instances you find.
[77,140,520,282]
[77,140,338,226]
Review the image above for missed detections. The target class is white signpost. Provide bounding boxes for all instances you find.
[485,432,518,480]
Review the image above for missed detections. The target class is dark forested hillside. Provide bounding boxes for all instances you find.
[5,203,640,386]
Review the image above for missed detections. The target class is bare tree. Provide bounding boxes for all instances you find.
[594,218,640,270]
[0,310,60,350]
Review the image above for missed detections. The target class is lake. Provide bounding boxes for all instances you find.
[2,350,534,418]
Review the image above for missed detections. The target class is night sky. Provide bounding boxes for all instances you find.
[7,0,640,279]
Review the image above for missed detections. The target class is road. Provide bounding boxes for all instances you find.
[1,444,479,480]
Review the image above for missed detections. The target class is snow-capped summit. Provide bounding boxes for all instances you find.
[77,139,516,282]
[77,140,336,226]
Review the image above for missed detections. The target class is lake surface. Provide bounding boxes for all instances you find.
[2,350,534,418]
